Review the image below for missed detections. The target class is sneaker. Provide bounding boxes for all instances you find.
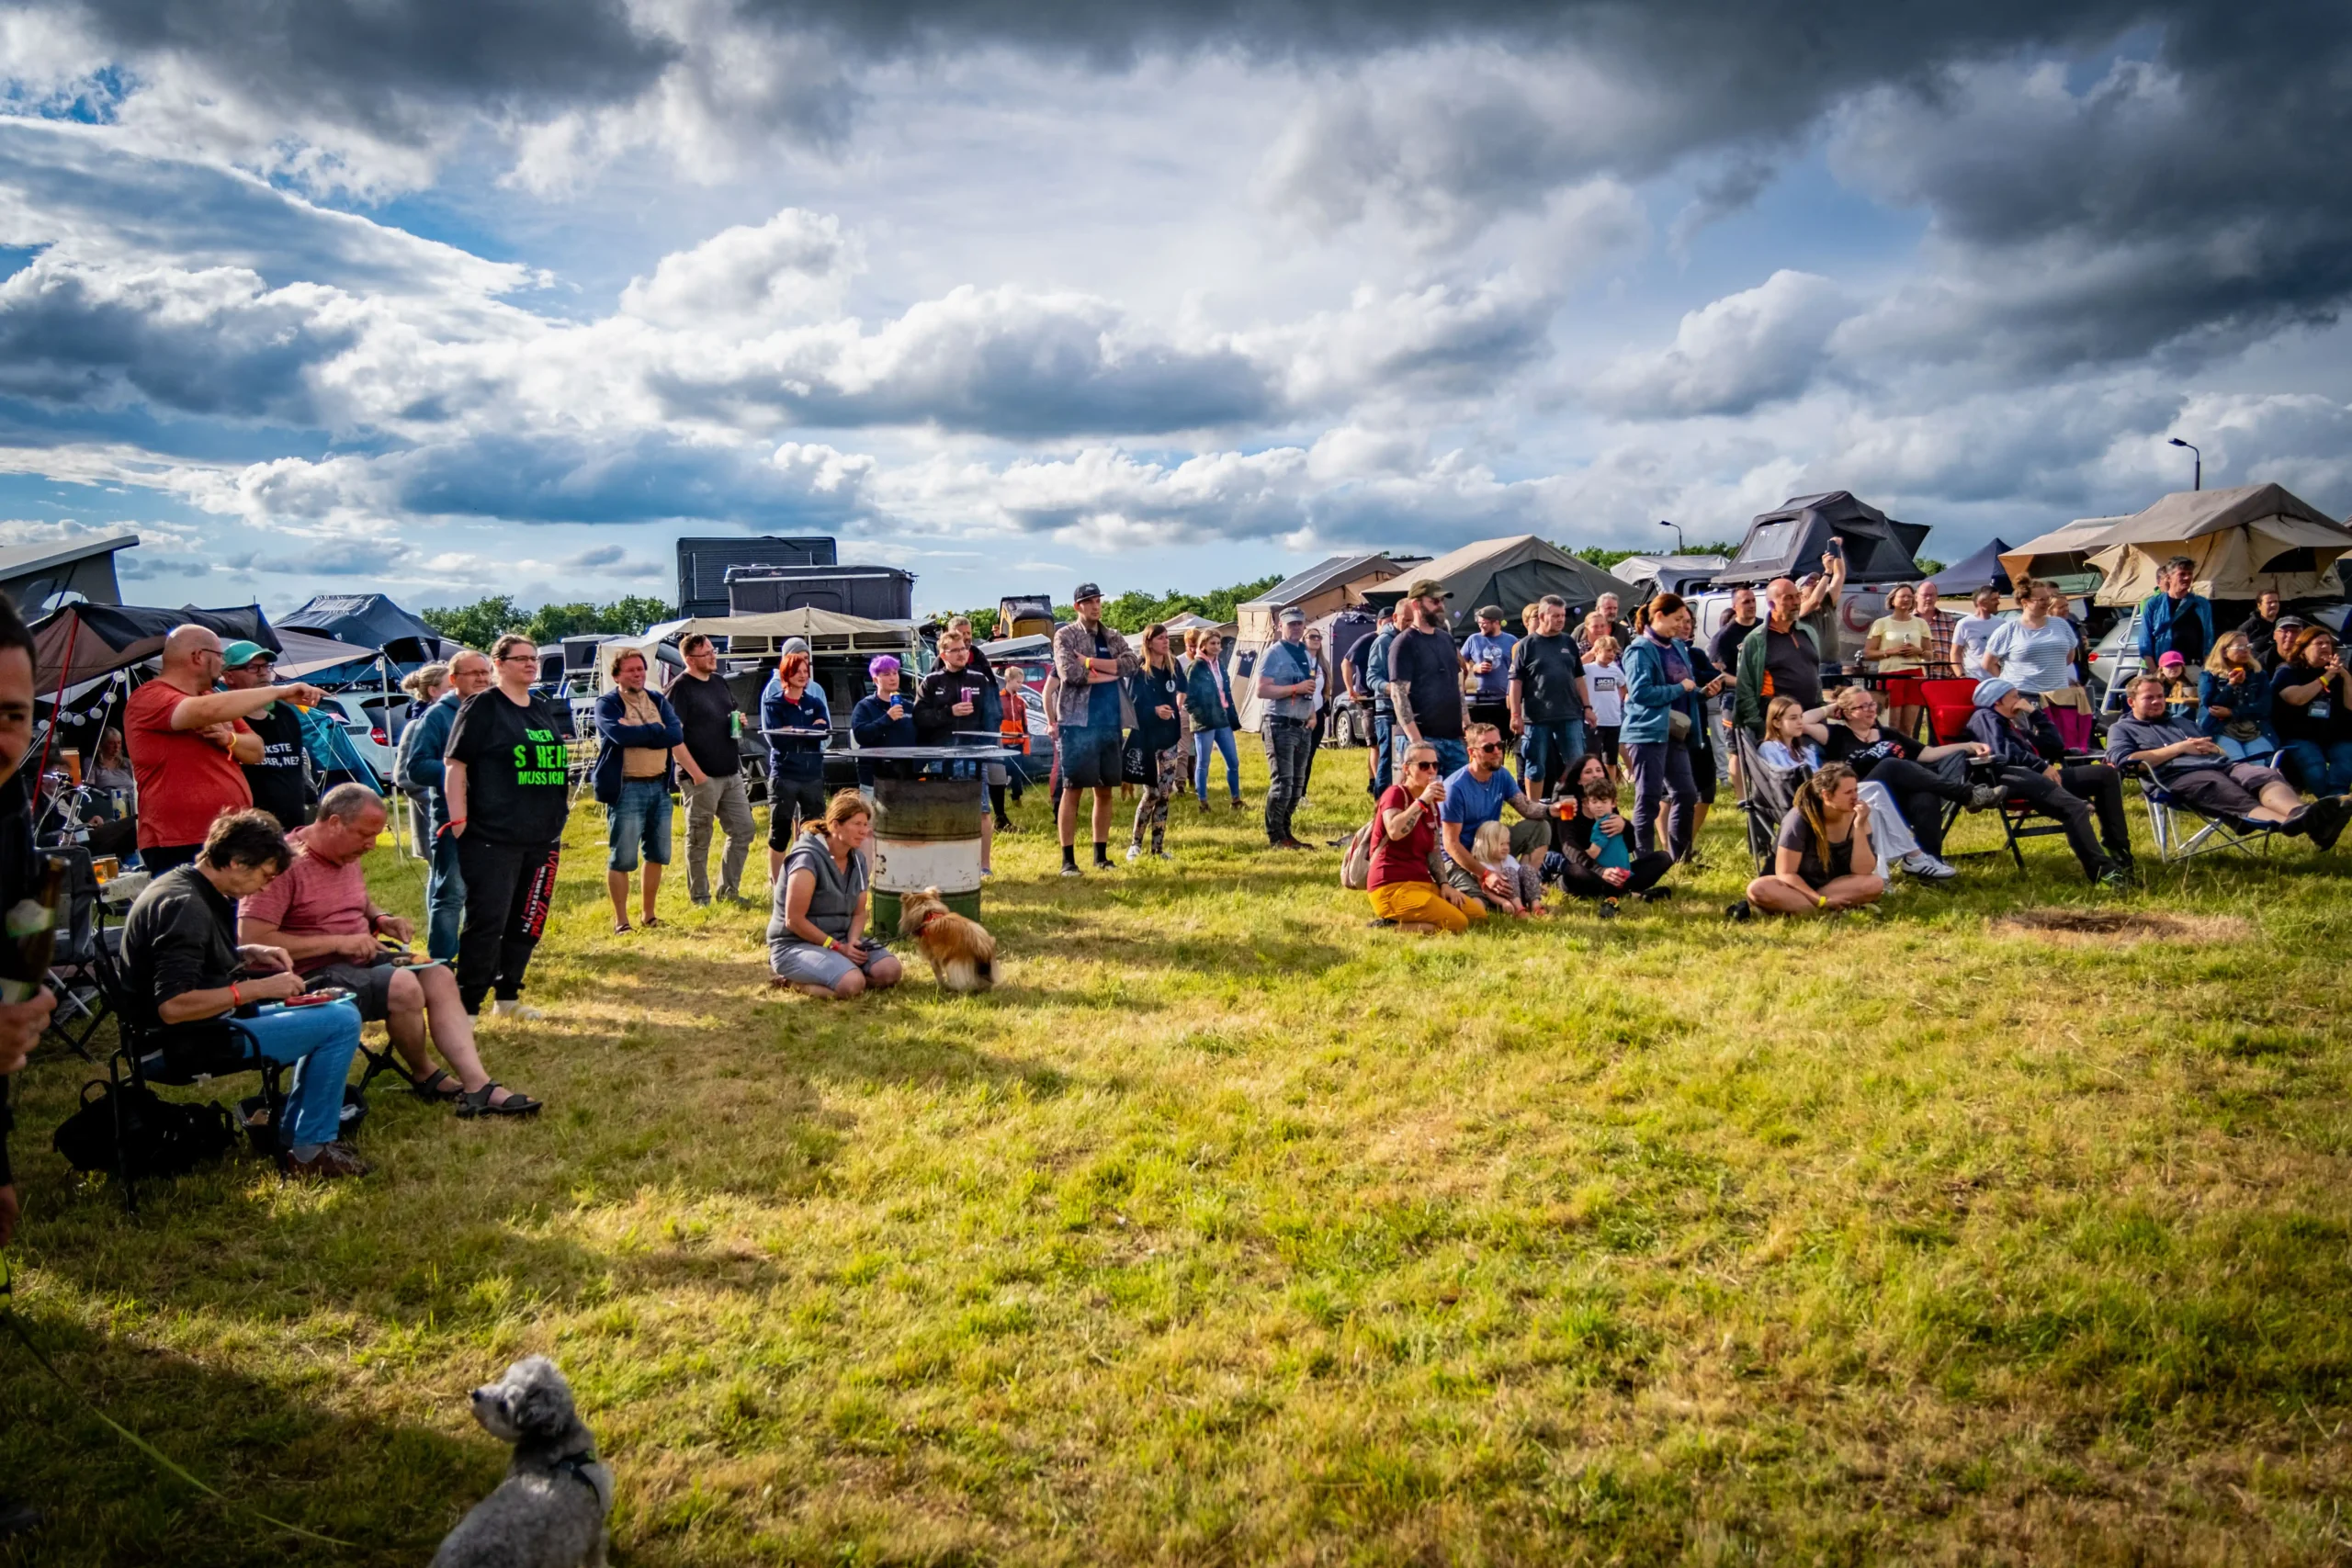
[2308,795,2351,852]
[1229,797,1246,811]
[1724,901,1753,922]
[1598,897,1619,920]
[1125,843,1142,863]
[489,998,545,1022]
[1367,916,1398,928]
[1152,849,1173,861]
[1899,850,1959,881]
[1631,885,1673,902]
[1060,863,1084,877]
[279,1142,371,1179]
[1969,784,2007,810]
[1093,856,1116,871]
[2095,863,2132,889]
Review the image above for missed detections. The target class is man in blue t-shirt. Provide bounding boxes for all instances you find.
[1459,604,1518,742]
[1436,721,1557,908]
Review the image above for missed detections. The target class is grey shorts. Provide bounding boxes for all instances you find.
[769,939,892,989]
[307,957,403,1021]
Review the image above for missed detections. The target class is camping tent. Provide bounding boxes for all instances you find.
[273,628,381,679]
[1357,536,1622,638]
[1932,537,2016,597]
[1711,491,1932,588]
[1998,484,2352,606]
[278,592,449,664]
[1234,553,1408,645]
[1611,555,1727,601]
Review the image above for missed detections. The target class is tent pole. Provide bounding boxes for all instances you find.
[32,612,82,794]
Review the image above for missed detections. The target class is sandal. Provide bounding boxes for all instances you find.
[612,919,632,934]
[405,1066,464,1102]
[457,1082,542,1119]
[639,915,664,930]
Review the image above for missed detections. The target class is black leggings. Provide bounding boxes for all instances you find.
[455,835,560,1013]
[1862,753,1971,856]
[1555,849,1673,899]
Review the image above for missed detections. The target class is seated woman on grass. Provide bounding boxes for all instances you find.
[1553,773,1672,913]
[768,791,904,998]
[1740,761,1884,918]
[1366,739,1487,934]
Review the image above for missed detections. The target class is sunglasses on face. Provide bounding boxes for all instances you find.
[1407,760,1438,772]
[498,653,535,664]
[1476,742,1504,755]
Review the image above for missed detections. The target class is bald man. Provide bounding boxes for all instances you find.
[125,626,326,873]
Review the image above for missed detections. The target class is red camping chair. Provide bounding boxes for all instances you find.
[1920,679,1980,746]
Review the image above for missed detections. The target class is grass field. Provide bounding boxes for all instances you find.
[6,744,2352,1565]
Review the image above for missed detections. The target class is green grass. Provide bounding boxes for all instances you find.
[7,750,2352,1564]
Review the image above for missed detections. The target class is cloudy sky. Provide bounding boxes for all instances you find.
[0,0,2346,617]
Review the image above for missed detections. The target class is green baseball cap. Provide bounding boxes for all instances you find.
[220,640,274,670]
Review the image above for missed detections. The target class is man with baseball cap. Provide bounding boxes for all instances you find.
[1051,583,1138,874]
[1256,605,1317,850]
[1385,578,1468,777]
[2263,614,2308,674]
[1460,604,1517,742]
[217,639,313,831]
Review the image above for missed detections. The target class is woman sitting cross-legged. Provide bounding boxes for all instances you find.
[1740,761,1885,917]
[1758,695,1944,882]
[1815,685,2002,876]
[1365,739,1487,934]
[767,791,904,998]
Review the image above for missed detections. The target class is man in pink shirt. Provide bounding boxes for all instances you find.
[239,784,540,1119]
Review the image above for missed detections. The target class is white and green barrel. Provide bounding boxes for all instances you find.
[868,770,986,928]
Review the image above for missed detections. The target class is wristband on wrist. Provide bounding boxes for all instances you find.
[230,983,242,1007]
[822,936,838,951]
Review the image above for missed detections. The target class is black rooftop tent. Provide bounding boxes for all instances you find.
[1711,491,1932,588]
[1933,536,2016,596]
[30,603,280,691]
[278,592,448,664]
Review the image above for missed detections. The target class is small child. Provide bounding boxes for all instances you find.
[1584,636,1625,781]
[1581,779,1633,917]
[997,665,1030,808]
[2156,650,2199,719]
[1470,819,1544,917]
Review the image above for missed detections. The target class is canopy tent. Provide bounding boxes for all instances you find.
[31,603,279,691]
[1999,485,2352,606]
[1611,554,1727,601]
[1932,537,2016,597]
[1358,536,1622,637]
[678,606,914,656]
[277,592,449,663]
[1162,611,1221,634]
[273,627,380,679]
[1711,491,1932,588]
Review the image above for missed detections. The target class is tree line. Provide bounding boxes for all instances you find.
[418,594,676,651]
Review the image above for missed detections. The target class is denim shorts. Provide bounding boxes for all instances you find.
[607,776,674,872]
[769,939,891,988]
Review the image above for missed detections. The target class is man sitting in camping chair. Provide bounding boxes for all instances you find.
[238,784,541,1120]
[1965,679,2134,887]
[2106,674,2350,853]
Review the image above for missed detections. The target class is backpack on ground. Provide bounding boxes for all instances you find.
[1340,818,1378,890]
[52,1078,239,1179]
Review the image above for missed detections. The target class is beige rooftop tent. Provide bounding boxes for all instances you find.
[1999,484,2352,605]
[1234,553,1410,645]
[677,606,915,655]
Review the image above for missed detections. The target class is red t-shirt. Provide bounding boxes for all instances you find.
[1368,784,1438,888]
[237,828,372,975]
[125,679,254,851]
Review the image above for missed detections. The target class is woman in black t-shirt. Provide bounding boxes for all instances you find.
[443,634,572,1019]
[1816,685,1995,859]
[1739,761,1883,918]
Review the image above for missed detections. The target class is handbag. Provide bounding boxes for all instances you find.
[1668,708,1693,743]
[53,1078,238,1179]
[1120,738,1156,786]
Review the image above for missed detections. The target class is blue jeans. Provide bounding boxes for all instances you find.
[2279,738,2352,796]
[607,777,674,872]
[1193,726,1240,803]
[1368,712,1395,797]
[243,998,363,1149]
[1519,717,1586,796]
[425,829,466,962]
[2214,732,2278,762]
[1394,733,1469,778]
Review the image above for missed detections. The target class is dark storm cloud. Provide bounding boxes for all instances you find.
[368,432,875,527]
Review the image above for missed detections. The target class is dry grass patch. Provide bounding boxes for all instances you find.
[1994,908,2256,942]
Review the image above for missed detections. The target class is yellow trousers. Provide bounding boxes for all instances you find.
[1368,880,1483,933]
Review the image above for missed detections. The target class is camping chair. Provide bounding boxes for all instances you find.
[2125,763,2284,864]
[1919,678,1980,746]
[90,918,288,1213]
[1733,729,1804,874]
[39,843,110,1062]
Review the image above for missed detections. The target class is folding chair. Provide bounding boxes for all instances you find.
[90,927,288,1213]
[2127,764,2284,863]
[1919,679,1981,746]
[1733,729,1804,874]
[39,846,109,1061]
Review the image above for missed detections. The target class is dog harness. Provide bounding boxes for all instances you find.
[910,908,949,936]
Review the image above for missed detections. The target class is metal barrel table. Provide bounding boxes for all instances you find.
[843,740,1014,928]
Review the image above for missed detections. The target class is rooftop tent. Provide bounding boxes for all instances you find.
[977,631,1054,665]
[30,602,279,690]
[277,592,448,663]
[272,627,380,679]
[1711,491,1933,588]
[1999,483,2352,606]
[1235,552,1408,644]
[1931,537,2017,597]
[1359,536,1622,637]
[676,607,914,655]
[0,532,139,614]
[1611,554,1728,600]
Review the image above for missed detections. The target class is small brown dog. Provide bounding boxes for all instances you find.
[897,886,997,993]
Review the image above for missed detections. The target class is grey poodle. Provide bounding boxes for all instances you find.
[431,1355,613,1568]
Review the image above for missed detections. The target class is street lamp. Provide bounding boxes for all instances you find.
[2168,436,2201,491]
[1658,519,1686,554]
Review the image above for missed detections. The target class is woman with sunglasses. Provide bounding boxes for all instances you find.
[1366,739,1486,933]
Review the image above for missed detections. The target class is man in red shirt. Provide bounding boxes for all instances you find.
[239,784,539,1118]
[126,626,328,873]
